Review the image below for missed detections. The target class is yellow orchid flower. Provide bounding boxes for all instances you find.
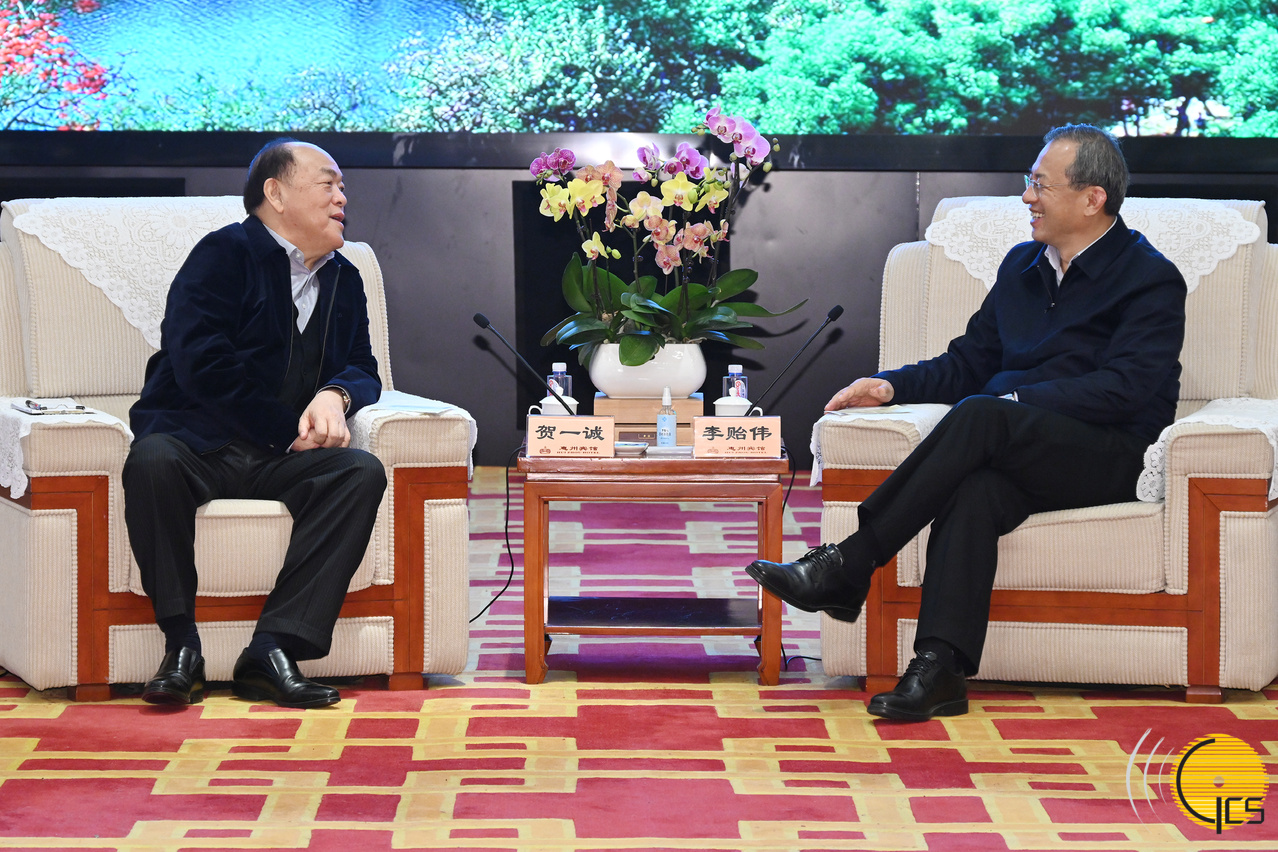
[695,182,729,213]
[539,184,570,221]
[567,178,605,217]
[582,232,620,261]
[659,172,698,211]
[626,190,664,222]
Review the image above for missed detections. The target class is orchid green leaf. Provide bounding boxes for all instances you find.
[561,255,593,313]
[712,268,759,301]
[718,298,808,318]
[720,330,766,349]
[618,332,662,366]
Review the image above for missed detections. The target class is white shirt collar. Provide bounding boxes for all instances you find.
[263,225,333,331]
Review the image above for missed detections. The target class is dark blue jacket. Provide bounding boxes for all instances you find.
[878,215,1186,444]
[130,215,382,454]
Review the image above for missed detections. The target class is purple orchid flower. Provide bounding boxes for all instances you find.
[705,107,737,143]
[734,126,770,166]
[530,148,576,183]
[637,143,661,171]
[675,142,708,180]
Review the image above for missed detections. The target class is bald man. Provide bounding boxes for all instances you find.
[124,139,385,708]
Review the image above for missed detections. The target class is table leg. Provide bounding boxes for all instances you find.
[756,484,785,685]
[523,486,550,684]
[758,589,783,685]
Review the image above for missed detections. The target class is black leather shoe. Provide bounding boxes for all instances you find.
[142,647,205,705]
[866,650,968,721]
[745,544,870,622]
[232,647,339,708]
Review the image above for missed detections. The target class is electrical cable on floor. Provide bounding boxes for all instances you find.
[468,444,523,623]
[781,454,798,510]
[782,647,823,671]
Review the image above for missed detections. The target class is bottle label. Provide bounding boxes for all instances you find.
[656,415,676,447]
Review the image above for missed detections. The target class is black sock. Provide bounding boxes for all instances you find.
[158,614,200,655]
[247,631,282,664]
[835,530,878,575]
[916,636,968,675]
[249,632,322,663]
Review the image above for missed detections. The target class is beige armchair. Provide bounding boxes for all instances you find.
[816,196,1278,702]
[0,197,474,698]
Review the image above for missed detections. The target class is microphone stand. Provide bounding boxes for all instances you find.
[473,313,577,414]
[749,305,844,414]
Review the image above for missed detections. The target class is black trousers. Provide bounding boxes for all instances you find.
[855,395,1149,672]
[122,434,387,659]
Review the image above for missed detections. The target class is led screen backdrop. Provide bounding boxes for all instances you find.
[3,0,1276,137]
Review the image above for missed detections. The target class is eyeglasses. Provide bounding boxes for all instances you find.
[1023,175,1072,196]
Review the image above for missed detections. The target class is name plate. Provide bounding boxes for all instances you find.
[692,416,782,458]
[527,416,616,457]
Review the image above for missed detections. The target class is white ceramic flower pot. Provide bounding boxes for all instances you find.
[589,342,707,398]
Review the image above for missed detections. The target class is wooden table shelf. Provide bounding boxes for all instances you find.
[546,596,764,634]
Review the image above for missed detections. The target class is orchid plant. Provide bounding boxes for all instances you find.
[531,107,805,367]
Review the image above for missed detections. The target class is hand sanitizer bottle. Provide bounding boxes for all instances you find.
[656,386,677,447]
[723,364,748,399]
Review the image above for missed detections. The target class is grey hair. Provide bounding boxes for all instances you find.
[1043,124,1129,215]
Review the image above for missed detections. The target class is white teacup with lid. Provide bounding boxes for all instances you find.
[528,395,579,416]
[713,396,761,416]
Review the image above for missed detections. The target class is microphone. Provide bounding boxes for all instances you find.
[749,304,844,413]
[473,313,577,415]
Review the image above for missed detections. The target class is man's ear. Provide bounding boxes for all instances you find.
[1084,185,1109,216]
[262,178,287,214]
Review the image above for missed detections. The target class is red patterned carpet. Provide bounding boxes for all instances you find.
[1,466,1276,851]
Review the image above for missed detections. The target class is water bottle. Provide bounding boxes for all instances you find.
[656,386,677,447]
[723,364,748,399]
[547,362,573,399]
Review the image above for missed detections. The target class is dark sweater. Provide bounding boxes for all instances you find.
[878,215,1186,444]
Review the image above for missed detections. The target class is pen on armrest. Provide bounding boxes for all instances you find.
[25,399,45,411]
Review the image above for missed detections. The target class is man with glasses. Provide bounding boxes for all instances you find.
[746,124,1186,720]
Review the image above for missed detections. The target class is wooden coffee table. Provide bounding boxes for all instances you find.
[518,450,789,685]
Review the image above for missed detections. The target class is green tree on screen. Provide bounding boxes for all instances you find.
[392,0,1278,136]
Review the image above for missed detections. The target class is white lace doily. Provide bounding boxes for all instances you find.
[1137,397,1278,503]
[924,197,1263,293]
[351,390,478,477]
[9,197,245,348]
[809,404,950,485]
[1,398,133,499]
